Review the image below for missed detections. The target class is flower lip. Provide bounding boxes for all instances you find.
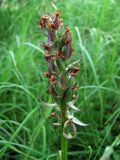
[42,43,52,52]
[71,67,79,76]
[50,75,57,84]
[71,63,80,76]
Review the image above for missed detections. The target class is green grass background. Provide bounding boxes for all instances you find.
[0,0,120,159]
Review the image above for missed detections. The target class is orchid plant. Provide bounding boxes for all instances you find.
[39,10,87,160]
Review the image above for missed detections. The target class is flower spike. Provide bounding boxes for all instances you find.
[39,10,87,160]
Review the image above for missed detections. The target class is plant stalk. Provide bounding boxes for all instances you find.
[61,103,68,160]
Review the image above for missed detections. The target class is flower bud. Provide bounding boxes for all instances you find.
[51,112,56,118]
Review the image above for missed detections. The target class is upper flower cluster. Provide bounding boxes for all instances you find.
[38,11,80,104]
[39,11,87,140]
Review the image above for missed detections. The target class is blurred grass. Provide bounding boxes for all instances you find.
[0,0,120,159]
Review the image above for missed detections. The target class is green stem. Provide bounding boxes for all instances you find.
[61,103,68,160]
[61,132,68,160]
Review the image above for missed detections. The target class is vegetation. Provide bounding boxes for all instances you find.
[0,0,120,159]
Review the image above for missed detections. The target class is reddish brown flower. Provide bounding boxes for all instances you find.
[71,64,80,76]
[53,17,60,30]
[38,20,44,28]
[50,75,57,84]
[48,23,56,30]
[56,51,64,59]
[42,15,49,21]
[44,72,51,78]
[61,27,73,59]
[71,84,78,91]
[44,54,57,61]
[42,44,52,52]
[65,39,71,45]
[71,67,79,76]
[66,27,71,34]
[45,52,63,61]
[51,112,56,118]
[38,16,49,28]
[65,28,71,46]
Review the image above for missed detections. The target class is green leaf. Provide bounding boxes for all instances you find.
[68,115,88,126]
[112,134,120,147]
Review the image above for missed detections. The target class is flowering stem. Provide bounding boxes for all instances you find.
[38,10,84,160]
[61,103,68,160]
